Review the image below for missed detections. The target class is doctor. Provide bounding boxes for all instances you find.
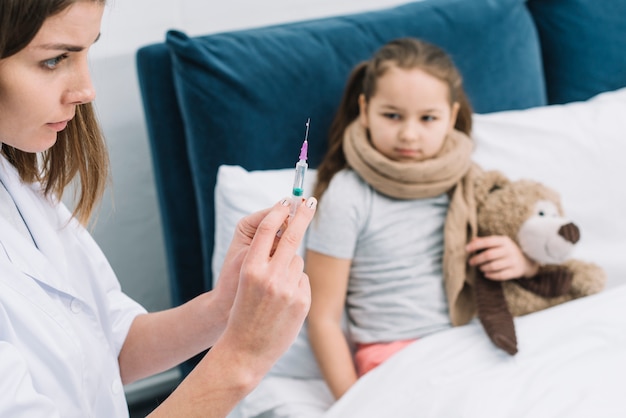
[0,0,317,417]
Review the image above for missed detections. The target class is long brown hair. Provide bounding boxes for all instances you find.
[314,37,473,200]
[0,0,108,225]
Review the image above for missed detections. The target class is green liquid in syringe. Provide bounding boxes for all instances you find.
[293,187,303,197]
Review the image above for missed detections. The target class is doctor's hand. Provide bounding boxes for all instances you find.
[213,196,317,364]
[142,197,317,418]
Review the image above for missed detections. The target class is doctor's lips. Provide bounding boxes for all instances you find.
[47,119,71,131]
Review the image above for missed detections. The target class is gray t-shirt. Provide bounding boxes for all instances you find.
[306,169,451,343]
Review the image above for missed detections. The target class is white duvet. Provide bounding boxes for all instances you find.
[324,284,626,418]
[231,285,626,418]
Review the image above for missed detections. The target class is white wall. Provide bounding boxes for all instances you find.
[88,0,410,313]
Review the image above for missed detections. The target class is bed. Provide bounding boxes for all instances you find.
[136,0,626,416]
[214,88,626,418]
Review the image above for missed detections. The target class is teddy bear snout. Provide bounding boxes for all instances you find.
[558,222,580,244]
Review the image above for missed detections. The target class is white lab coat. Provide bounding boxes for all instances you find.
[0,155,147,417]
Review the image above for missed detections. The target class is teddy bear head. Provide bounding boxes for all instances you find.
[475,171,580,264]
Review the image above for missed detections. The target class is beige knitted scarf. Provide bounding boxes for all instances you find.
[343,120,481,326]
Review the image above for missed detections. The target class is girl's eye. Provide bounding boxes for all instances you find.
[42,54,68,70]
[422,115,436,122]
[383,112,401,120]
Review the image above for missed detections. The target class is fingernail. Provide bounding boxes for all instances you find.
[305,197,317,209]
[281,198,291,207]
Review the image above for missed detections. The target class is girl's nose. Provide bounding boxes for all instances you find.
[399,120,420,143]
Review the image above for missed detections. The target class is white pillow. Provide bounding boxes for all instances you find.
[472,87,626,289]
[213,87,626,380]
[213,165,324,378]
[212,165,315,276]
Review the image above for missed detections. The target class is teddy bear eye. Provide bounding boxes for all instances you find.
[534,200,559,218]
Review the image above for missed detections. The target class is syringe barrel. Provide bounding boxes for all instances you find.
[292,160,307,197]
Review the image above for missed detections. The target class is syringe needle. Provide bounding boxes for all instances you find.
[304,118,311,141]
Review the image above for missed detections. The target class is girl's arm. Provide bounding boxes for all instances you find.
[306,249,357,400]
[466,235,539,280]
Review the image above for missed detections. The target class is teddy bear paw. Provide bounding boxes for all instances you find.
[515,265,573,297]
[492,334,518,355]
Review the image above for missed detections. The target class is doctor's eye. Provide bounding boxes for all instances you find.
[42,54,69,70]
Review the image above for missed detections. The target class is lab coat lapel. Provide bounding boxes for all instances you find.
[0,156,73,296]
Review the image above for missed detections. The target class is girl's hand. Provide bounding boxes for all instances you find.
[466,235,539,281]
[215,196,317,365]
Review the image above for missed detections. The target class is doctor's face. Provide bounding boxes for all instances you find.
[0,1,103,153]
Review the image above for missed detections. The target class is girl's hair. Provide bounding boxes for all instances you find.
[314,37,473,200]
[0,0,108,225]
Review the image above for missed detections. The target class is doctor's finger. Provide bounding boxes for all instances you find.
[245,198,293,260]
[271,197,317,265]
[234,206,273,243]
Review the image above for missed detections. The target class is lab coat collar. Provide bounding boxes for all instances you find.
[0,155,76,297]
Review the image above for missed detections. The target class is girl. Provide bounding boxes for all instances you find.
[305,38,538,399]
[0,1,316,416]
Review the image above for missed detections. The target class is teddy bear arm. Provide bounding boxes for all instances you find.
[562,259,607,297]
[474,272,518,355]
[514,264,573,298]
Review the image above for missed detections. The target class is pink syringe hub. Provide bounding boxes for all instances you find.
[299,139,308,160]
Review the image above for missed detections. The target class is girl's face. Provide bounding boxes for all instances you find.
[0,2,103,153]
[359,66,460,163]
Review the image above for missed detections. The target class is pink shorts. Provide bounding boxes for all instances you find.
[354,338,417,376]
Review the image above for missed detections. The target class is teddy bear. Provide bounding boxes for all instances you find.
[471,170,606,355]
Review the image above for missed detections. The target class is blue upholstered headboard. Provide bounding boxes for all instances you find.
[136,0,626,311]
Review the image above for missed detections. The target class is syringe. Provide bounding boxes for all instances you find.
[289,118,310,219]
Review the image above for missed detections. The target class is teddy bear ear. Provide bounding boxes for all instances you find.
[474,170,510,206]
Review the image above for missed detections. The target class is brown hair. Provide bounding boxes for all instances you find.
[314,37,473,200]
[0,0,108,225]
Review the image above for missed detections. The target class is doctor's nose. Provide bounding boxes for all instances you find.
[62,62,97,105]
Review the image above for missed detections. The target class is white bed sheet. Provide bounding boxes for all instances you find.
[230,285,626,418]
[324,284,626,418]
